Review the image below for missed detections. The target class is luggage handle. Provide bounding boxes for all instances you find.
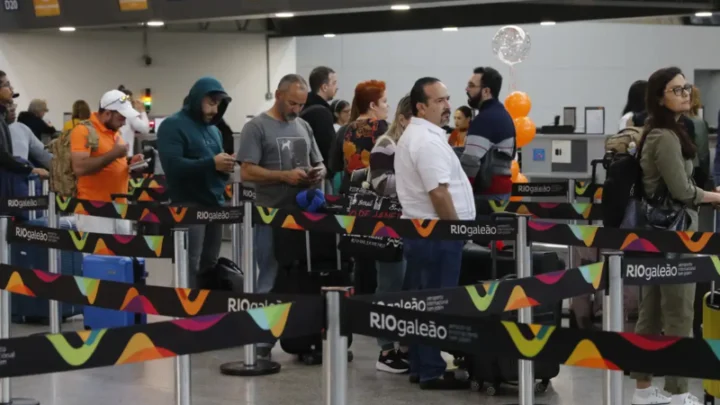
[713,210,717,305]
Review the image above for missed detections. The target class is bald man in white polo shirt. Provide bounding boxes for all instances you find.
[395,77,475,390]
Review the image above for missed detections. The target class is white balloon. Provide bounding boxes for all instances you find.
[491,25,531,66]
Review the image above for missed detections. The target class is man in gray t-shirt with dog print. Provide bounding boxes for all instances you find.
[237,76,326,355]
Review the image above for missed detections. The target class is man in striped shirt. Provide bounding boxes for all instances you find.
[459,67,516,212]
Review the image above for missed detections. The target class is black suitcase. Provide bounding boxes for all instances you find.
[272,227,354,365]
[456,242,564,396]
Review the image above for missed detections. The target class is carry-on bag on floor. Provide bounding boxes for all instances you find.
[272,227,354,365]
[703,282,720,404]
[456,242,563,396]
[10,216,83,324]
[82,256,147,329]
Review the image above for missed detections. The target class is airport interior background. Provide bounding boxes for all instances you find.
[2,0,720,404]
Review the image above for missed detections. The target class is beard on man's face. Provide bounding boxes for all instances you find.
[467,92,482,109]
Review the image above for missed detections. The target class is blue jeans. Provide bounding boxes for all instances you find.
[376,259,407,351]
[404,239,464,382]
[254,224,279,294]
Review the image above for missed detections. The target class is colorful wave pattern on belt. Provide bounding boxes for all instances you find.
[6,222,172,258]
[347,300,720,380]
[0,263,309,318]
[0,300,323,378]
[528,221,720,255]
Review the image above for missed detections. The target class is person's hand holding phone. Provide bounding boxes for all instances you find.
[214,153,235,173]
[307,165,326,184]
[284,168,309,185]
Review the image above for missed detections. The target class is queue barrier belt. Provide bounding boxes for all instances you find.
[55,196,244,225]
[6,221,173,258]
[345,299,720,381]
[0,264,316,318]
[528,220,720,255]
[0,300,323,379]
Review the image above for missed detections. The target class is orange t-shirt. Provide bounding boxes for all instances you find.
[448,129,467,147]
[70,113,128,202]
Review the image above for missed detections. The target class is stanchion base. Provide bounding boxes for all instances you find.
[219,359,281,377]
[0,398,40,405]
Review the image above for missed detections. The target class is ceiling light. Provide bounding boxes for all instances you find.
[391,4,411,11]
[695,11,713,17]
[540,21,556,26]
[324,33,336,38]
[146,20,165,27]
[275,12,294,18]
[442,27,458,32]
[58,26,76,32]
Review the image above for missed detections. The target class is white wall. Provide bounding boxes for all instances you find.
[297,22,720,133]
[0,31,296,130]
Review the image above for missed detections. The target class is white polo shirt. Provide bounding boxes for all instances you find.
[395,117,476,220]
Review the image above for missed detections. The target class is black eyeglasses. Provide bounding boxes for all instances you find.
[666,84,693,97]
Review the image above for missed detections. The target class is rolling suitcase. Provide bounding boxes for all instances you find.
[10,216,83,324]
[703,281,720,404]
[82,256,147,329]
[272,227,353,365]
[457,242,564,396]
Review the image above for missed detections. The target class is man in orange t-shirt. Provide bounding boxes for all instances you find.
[70,90,144,234]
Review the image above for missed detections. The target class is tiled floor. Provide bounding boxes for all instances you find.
[6,247,709,405]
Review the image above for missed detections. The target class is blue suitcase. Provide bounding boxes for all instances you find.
[10,216,83,324]
[82,256,147,329]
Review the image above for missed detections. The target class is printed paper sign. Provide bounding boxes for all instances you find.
[32,0,60,17]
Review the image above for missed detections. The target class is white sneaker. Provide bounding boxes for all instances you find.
[632,387,671,405]
[669,393,702,405]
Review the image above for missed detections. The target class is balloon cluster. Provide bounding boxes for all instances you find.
[505,91,536,149]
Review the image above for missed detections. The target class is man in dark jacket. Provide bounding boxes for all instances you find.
[157,77,235,288]
[300,66,338,163]
[0,84,44,177]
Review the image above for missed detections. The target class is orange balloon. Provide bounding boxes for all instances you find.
[511,160,520,180]
[514,173,528,183]
[504,91,532,119]
[514,117,537,148]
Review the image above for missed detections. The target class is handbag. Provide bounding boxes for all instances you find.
[621,189,691,232]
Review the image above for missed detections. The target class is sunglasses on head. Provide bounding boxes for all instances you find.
[102,94,130,109]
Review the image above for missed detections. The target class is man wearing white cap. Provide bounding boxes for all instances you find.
[70,89,144,234]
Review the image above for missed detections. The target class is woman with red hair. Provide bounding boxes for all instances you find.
[342,80,389,190]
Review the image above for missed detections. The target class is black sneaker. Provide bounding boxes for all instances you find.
[376,350,409,374]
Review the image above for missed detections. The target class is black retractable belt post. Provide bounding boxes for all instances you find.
[220,183,281,377]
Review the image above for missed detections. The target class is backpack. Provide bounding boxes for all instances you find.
[48,121,98,197]
[600,126,644,227]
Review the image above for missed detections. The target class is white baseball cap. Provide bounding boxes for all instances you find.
[99,89,139,118]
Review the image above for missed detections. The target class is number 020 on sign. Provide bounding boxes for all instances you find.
[3,0,19,11]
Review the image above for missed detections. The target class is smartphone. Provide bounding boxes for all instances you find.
[308,166,322,175]
[129,158,152,172]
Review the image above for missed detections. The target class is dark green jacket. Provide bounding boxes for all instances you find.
[157,77,232,207]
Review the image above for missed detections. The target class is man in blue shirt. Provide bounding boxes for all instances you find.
[460,67,516,214]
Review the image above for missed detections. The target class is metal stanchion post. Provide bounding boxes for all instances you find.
[0,217,40,405]
[509,216,543,405]
[47,193,60,335]
[602,252,624,405]
[219,200,281,376]
[231,184,241,267]
[567,179,576,267]
[323,288,348,405]
[27,177,36,221]
[41,180,49,219]
[173,228,191,405]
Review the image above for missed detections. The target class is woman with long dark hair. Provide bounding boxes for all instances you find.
[630,67,720,405]
[620,80,647,130]
[330,99,351,131]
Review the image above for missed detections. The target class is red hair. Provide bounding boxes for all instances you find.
[352,80,386,115]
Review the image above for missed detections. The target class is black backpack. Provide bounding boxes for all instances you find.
[600,127,644,228]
